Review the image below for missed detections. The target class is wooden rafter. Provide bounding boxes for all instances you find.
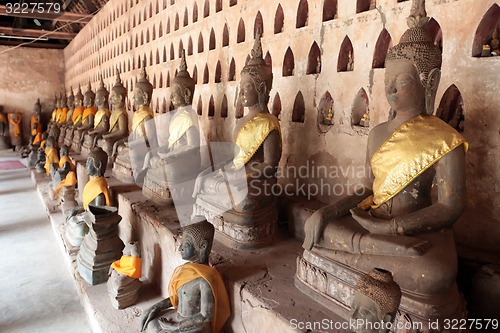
[0,5,93,24]
[0,26,77,40]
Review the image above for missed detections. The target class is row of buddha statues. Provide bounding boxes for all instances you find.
[26,1,470,331]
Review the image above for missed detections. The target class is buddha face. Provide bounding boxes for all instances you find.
[110,89,124,108]
[385,60,425,114]
[239,73,259,109]
[179,233,198,261]
[133,87,148,108]
[170,83,190,109]
[83,95,93,108]
[75,97,83,108]
[95,92,107,108]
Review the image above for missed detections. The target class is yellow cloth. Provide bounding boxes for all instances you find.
[168,109,196,149]
[51,109,57,122]
[8,114,21,137]
[72,106,85,125]
[82,176,111,209]
[39,139,46,151]
[82,106,97,123]
[33,132,42,145]
[93,108,110,128]
[54,171,77,196]
[44,147,59,176]
[111,256,142,278]
[232,112,281,170]
[169,263,230,333]
[31,114,42,136]
[0,113,6,123]
[109,108,126,132]
[360,115,468,209]
[132,105,153,132]
[57,107,69,124]
[59,155,76,172]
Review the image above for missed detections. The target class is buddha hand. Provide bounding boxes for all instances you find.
[350,207,393,235]
[140,306,160,332]
[303,210,327,250]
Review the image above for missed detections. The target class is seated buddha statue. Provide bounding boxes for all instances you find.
[31,98,43,146]
[143,50,200,206]
[35,136,59,175]
[193,34,282,249]
[58,90,73,146]
[64,85,85,147]
[140,220,230,333]
[81,76,111,157]
[297,0,468,328]
[112,62,154,183]
[0,108,8,150]
[47,93,59,132]
[97,71,129,166]
[72,82,96,153]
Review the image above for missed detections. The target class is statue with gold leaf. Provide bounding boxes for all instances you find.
[59,87,75,147]
[63,85,85,147]
[72,82,97,153]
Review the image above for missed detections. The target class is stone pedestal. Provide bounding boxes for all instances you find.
[107,270,142,309]
[71,129,84,153]
[63,126,75,148]
[60,186,78,216]
[112,156,135,184]
[77,205,124,285]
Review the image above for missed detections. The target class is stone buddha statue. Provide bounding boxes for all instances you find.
[193,34,282,249]
[30,98,43,146]
[0,108,8,150]
[72,82,97,153]
[81,76,111,156]
[59,88,75,144]
[97,71,129,166]
[143,50,200,206]
[57,91,70,129]
[64,85,85,147]
[297,0,468,328]
[112,63,154,182]
[140,220,230,333]
[36,136,59,175]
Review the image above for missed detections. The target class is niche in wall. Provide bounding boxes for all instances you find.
[296,0,309,28]
[436,84,465,132]
[338,36,354,72]
[283,47,295,76]
[351,88,369,127]
[272,92,281,120]
[471,4,500,57]
[275,4,284,34]
[292,91,305,123]
[307,41,321,74]
[372,28,392,69]
[317,91,334,133]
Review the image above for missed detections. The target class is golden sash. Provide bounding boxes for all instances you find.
[39,139,46,151]
[82,176,111,209]
[109,108,126,132]
[82,106,97,123]
[44,147,59,176]
[31,114,42,135]
[111,256,142,278]
[57,108,68,124]
[169,263,230,333]
[8,114,21,137]
[93,108,110,128]
[132,105,153,132]
[59,155,76,172]
[51,109,57,122]
[72,106,85,124]
[232,112,281,170]
[362,115,468,209]
[168,109,196,149]
[33,133,42,145]
[54,171,77,196]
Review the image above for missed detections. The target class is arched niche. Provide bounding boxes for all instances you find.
[166,72,171,88]
[264,51,272,68]
[166,17,171,33]
[272,93,281,120]
[436,85,465,132]
[159,22,163,37]
[188,37,193,55]
[296,0,308,28]
[215,61,221,83]
[156,49,160,64]
[254,11,264,37]
[372,28,392,68]
[178,40,184,58]
[274,4,284,34]
[163,46,167,62]
[357,0,375,14]
[230,0,237,6]
[228,58,236,81]
[237,18,245,43]
[170,43,175,60]
[317,91,334,133]
[425,18,443,53]
[307,41,321,74]
[338,36,354,72]
[221,95,228,118]
[192,66,197,84]
[471,4,500,57]
[351,88,369,126]
[292,92,305,123]
[223,24,229,47]
[197,96,203,115]
[174,13,179,31]
[203,65,209,84]
[283,47,295,76]
[208,96,215,117]
[183,8,188,27]
[204,0,210,18]
[209,28,216,50]
[323,0,338,22]
[216,0,222,12]
[198,33,204,53]
[193,2,198,22]
[159,73,163,88]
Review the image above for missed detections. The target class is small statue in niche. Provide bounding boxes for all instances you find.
[347,51,354,71]
[489,27,499,56]
[350,268,401,333]
[140,220,230,333]
[359,110,370,127]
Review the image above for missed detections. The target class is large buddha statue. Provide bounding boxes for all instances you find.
[193,34,282,249]
[81,76,111,156]
[72,82,96,153]
[59,88,75,146]
[97,71,129,166]
[143,50,200,206]
[296,0,468,329]
[140,220,230,333]
[112,62,154,182]
[64,85,85,147]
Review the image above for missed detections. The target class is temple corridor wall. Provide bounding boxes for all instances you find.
[63,0,500,262]
[0,46,65,144]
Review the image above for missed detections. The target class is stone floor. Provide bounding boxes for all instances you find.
[0,150,92,333]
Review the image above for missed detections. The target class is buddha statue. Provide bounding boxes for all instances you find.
[51,144,76,188]
[63,85,85,147]
[0,108,9,150]
[140,220,230,333]
[57,91,70,133]
[72,82,97,153]
[31,98,43,146]
[193,34,282,249]
[7,113,22,149]
[32,132,48,168]
[143,50,200,206]
[112,63,154,183]
[297,0,468,328]
[81,76,111,157]
[36,136,59,175]
[49,93,58,125]
[59,88,75,146]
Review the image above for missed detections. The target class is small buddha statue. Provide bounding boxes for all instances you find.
[31,132,48,168]
[57,91,71,140]
[193,33,282,248]
[143,50,200,205]
[72,82,97,153]
[112,63,154,182]
[51,144,76,188]
[0,108,9,150]
[359,110,370,127]
[7,113,22,149]
[36,136,59,175]
[81,76,111,156]
[140,220,230,333]
[59,88,75,146]
[30,98,43,146]
[298,0,468,326]
[97,71,129,166]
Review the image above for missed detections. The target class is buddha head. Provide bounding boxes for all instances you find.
[85,146,108,177]
[60,92,68,108]
[171,50,195,109]
[110,70,127,109]
[84,81,96,108]
[60,144,69,157]
[34,98,42,114]
[46,136,56,149]
[385,0,442,116]
[67,88,75,109]
[239,32,273,113]
[53,94,59,110]
[133,60,153,109]
[95,75,110,109]
[75,84,84,108]
[350,268,401,333]
[179,220,215,264]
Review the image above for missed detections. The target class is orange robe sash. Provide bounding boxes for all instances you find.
[54,171,77,196]
[59,155,76,172]
[8,114,21,137]
[72,106,85,124]
[44,147,59,176]
[111,256,142,278]
[82,176,111,209]
[82,106,97,123]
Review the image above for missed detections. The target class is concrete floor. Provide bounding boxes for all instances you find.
[0,151,92,333]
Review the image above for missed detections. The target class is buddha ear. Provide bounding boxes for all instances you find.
[258,82,267,95]
[199,239,209,262]
[184,88,192,103]
[426,68,441,92]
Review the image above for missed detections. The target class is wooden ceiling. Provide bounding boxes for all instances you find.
[0,0,107,49]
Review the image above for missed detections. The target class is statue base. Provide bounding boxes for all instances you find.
[112,157,135,184]
[295,250,467,332]
[107,270,142,309]
[142,172,173,205]
[80,143,93,159]
[60,186,78,216]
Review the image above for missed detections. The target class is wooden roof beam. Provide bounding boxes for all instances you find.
[0,26,77,40]
[0,5,93,23]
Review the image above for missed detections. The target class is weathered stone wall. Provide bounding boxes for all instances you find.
[63,0,500,262]
[0,46,65,144]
